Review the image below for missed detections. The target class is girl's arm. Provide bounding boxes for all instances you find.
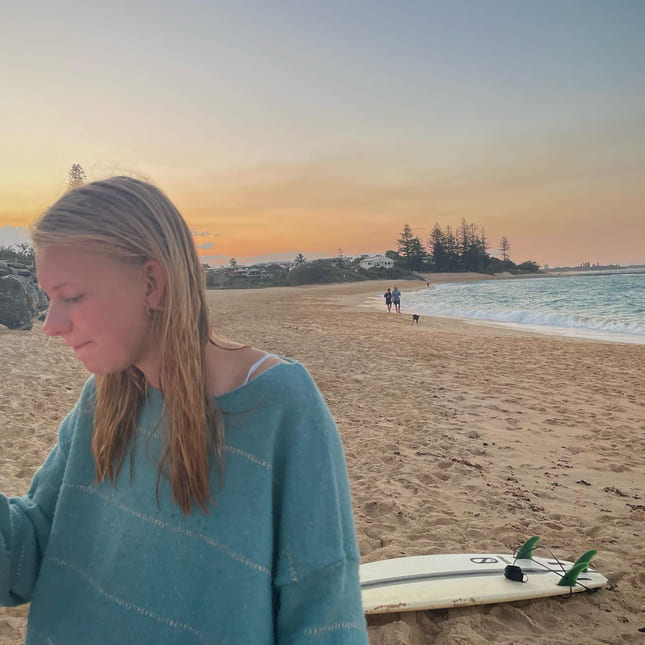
[0,386,88,606]
[0,442,66,605]
[272,367,368,644]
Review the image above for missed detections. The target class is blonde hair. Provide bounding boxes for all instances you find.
[32,176,224,514]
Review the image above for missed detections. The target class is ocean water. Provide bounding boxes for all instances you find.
[399,271,645,345]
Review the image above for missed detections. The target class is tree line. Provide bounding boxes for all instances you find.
[390,220,539,274]
[0,243,35,265]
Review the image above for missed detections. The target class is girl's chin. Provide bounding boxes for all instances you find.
[72,347,142,376]
[77,358,129,376]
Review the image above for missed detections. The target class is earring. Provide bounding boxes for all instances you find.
[146,305,153,318]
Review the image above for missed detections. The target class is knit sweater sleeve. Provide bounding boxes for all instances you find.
[0,378,94,606]
[271,366,368,644]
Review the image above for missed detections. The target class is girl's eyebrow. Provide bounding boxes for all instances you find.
[43,282,77,295]
[55,281,83,290]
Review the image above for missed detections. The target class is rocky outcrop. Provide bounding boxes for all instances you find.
[0,261,49,330]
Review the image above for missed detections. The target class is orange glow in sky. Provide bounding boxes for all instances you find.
[2,3,644,267]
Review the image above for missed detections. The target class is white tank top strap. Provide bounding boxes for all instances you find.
[243,353,276,385]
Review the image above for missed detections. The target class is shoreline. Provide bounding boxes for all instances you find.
[358,274,645,346]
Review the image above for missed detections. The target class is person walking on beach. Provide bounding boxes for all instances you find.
[0,177,368,644]
[392,286,401,313]
[384,287,393,312]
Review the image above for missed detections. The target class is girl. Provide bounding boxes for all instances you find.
[0,176,368,644]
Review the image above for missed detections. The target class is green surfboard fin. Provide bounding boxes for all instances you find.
[516,536,540,560]
[572,549,597,572]
[557,560,591,587]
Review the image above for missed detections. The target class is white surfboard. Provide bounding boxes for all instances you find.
[360,552,607,614]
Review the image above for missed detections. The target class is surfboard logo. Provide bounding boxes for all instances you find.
[470,557,498,564]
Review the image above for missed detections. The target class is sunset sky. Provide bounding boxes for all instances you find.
[2,1,644,267]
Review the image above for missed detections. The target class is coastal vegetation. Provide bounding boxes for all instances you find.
[0,243,35,265]
[204,256,414,289]
[393,220,539,274]
[204,219,542,289]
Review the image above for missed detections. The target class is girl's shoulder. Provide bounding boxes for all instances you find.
[207,343,287,398]
[213,357,316,414]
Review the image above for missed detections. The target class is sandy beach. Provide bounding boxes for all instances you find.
[1,276,643,644]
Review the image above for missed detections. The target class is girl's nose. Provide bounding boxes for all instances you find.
[43,303,71,337]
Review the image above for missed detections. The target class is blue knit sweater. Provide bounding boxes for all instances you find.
[0,360,368,644]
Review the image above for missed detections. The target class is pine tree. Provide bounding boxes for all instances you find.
[457,219,472,258]
[429,224,446,271]
[500,236,511,262]
[397,224,415,259]
[480,228,489,256]
[397,224,426,270]
[408,236,427,270]
[443,226,458,271]
[67,164,87,189]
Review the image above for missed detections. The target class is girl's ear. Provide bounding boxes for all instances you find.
[142,260,167,308]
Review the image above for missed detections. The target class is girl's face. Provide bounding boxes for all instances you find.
[36,246,156,376]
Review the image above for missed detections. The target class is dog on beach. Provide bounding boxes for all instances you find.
[412,314,420,325]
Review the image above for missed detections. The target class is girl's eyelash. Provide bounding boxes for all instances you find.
[63,295,83,304]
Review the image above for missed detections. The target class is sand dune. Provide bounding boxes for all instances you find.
[1,277,643,644]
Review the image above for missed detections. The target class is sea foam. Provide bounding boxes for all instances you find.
[401,272,645,344]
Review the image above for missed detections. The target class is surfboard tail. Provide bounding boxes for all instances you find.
[557,548,598,587]
[556,549,597,588]
[557,561,589,587]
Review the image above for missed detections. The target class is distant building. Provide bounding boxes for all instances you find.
[246,268,262,279]
[225,264,249,277]
[359,254,394,270]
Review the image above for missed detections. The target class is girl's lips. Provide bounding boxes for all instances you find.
[73,342,90,351]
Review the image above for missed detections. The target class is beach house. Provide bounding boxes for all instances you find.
[359,254,394,270]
